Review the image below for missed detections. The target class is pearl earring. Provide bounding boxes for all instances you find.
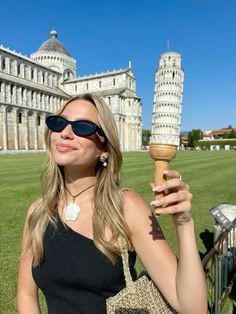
[99,156,108,167]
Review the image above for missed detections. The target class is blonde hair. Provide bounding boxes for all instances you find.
[26,93,131,266]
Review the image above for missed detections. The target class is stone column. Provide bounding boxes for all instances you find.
[27,90,32,108]
[17,86,22,106]
[0,81,6,103]
[41,94,45,110]
[5,57,10,73]
[44,72,48,86]
[138,123,142,150]
[14,108,19,150]
[20,64,25,78]
[34,112,39,150]
[12,85,17,104]
[23,110,29,150]
[32,91,36,108]
[42,113,46,150]
[22,88,27,106]
[26,66,31,80]
[45,95,49,109]
[2,105,8,150]
[5,83,10,103]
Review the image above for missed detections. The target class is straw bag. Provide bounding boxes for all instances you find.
[106,237,176,314]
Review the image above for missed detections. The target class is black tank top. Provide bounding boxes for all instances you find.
[32,218,136,314]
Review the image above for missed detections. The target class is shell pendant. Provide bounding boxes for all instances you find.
[63,203,80,221]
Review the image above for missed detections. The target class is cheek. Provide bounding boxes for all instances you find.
[77,137,103,158]
[49,133,59,154]
[50,132,58,142]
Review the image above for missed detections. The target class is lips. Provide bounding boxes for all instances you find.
[55,143,76,152]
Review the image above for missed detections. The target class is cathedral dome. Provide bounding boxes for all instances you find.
[37,29,71,56]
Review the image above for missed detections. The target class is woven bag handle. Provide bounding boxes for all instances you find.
[118,237,134,289]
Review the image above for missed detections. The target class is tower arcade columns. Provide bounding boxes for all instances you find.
[23,110,29,150]
[14,108,19,150]
[34,112,39,150]
[2,105,8,150]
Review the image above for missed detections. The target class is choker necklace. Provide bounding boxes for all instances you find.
[63,183,95,221]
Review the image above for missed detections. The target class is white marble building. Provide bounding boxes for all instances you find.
[0,30,142,151]
[151,51,184,146]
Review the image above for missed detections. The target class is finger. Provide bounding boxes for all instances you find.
[163,169,181,179]
[149,182,154,189]
[150,190,191,208]
[155,201,191,216]
[152,178,185,192]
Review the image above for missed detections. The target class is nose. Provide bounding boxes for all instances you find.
[60,123,75,140]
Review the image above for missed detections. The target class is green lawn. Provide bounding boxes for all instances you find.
[0,150,235,313]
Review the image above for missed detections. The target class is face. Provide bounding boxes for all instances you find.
[49,99,107,173]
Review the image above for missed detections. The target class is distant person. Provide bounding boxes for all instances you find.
[17,93,207,313]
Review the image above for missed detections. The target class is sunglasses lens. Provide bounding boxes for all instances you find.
[46,116,67,132]
[73,121,96,136]
[46,116,104,138]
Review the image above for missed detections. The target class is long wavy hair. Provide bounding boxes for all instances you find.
[25,93,131,266]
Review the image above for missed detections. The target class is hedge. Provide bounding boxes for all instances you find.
[195,140,236,149]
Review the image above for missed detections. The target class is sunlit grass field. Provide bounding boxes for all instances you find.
[0,150,235,313]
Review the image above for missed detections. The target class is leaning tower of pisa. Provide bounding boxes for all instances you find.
[151,51,184,146]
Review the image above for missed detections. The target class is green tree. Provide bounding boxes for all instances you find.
[187,131,193,147]
[142,129,151,146]
[187,129,203,147]
[229,129,236,138]
[222,132,230,139]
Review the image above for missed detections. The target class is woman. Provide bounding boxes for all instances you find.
[17,93,207,314]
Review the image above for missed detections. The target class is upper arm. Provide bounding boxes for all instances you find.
[17,200,40,298]
[122,190,179,307]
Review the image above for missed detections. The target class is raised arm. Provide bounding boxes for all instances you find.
[17,202,41,314]
[123,170,207,314]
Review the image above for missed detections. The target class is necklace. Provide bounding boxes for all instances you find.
[63,183,95,221]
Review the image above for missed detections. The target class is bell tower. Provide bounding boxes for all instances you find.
[151,51,184,146]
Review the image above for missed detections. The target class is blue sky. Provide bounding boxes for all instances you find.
[0,0,235,131]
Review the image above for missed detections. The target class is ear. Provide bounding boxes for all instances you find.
[101,152,109,159]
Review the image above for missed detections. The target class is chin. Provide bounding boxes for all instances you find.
[52,153,74,167]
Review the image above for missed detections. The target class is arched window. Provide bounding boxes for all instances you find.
[2,58,6,70]
[17,64,21,75]
[10,85,14,95]
[37,116,41,126]
[18,112,22,124]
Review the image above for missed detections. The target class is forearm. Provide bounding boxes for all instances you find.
[175,219,208,314]
[17,293,41,314]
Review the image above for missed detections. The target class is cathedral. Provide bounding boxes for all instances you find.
[0,29,142,151]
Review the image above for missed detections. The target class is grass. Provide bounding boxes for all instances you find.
[0,150,236,313]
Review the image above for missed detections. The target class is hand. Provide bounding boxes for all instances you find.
[150,169,192,224]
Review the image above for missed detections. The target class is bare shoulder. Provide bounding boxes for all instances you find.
[122,189,149,212]
[122,189,154,234]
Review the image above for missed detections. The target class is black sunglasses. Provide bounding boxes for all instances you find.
[45,115,106,138]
